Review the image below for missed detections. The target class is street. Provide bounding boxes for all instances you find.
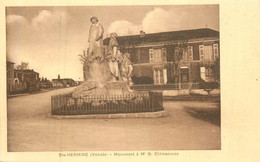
[7,87,220,151]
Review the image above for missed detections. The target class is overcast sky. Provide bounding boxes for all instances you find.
[6,5,219,81]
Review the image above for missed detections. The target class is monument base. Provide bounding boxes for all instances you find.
[50,110,168,119]
[72,80,136,98]
[51,90,163,115]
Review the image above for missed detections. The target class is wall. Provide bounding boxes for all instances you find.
[132,64,154,84]
[131,48,150,64]
[166,45,175,62]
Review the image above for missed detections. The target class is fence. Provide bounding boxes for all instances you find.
[132,82,219,91]
[132,83,199,91]
[51,92,163,115]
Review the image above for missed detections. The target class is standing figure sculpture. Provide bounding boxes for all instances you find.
[107,33,122,81]
[88,16,104,62]
[120,53,133,86]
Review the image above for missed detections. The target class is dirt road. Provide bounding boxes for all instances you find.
[7,87,220,151]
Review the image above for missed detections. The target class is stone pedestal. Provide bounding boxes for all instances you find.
[72,81,134,98]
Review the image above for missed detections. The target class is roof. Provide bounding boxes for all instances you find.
[103,28,219,46]
[7,61,15,64]
[52,78,75,81]
[41,80,52,84]
[14,69,39,74]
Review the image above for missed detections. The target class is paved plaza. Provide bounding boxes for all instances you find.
[7,87,220,151]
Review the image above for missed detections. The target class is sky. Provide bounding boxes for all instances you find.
[6,5,219,81]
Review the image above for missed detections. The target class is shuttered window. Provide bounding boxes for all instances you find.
[149,48,167,63]
[162,47,167,62]
[199,45,204,60]
[149,49,154,63]
[153,69,167,84]
[182,50,187,60]
[188,46,193,61]
[204,45,213,60]
[199,45,213,60]
[213,44,219,59]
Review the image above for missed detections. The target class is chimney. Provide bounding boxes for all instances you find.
[140,30,145,38]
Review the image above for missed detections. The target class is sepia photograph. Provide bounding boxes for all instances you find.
[6,5,220,152]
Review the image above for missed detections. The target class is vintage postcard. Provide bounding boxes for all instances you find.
[1,0,260,162]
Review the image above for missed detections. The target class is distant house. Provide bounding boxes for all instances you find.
[7,61,41,94]
[16,62,29,70]
[14,69,41,92]
[52,76,77,88]
[6,61,16,93]
[40,78,53,88]
[52,79,63,88]
[103,28,220,86]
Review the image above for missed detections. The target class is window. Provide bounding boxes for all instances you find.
[187,46,193,60]
[162,47,167,62]
[154,70,162,84]
[204,45,213,60]
[153,69,167,84]
[199,45,213,60]
[205,68,210,77]
[182,50,187,60]
[153,49,162,63]
[149,48,167,63]
[149,49,154,63]
[174,47,180,61]
[199,45,204,60]
[213,44,219,59]
[205,67,213,77]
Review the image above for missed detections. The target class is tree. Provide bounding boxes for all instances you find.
[213,57,220,82]
[78,49,88,64]
[173,42,188,84]
[78,49,89,81]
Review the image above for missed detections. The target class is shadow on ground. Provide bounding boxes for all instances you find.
[183,104,220,126]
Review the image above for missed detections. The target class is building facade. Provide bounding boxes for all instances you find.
[6,61,16,93]
[7,61,41,94]
[103,28,220,86]
[14,69,41,92]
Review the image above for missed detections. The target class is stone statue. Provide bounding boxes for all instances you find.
[107,33,122,81]
[120,53,133,86]
[88,16,104,62]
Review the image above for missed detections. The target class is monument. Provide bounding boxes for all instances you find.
[73,17,134,97]
[51,16,164,116]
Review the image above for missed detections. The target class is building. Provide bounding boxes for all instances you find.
[7,61,41,94]
[103,28,220,87]
[40,78,53,88]
[16,62,29,70]
[52,75,77,88]
[14,69,41,92]
[6,61,16,93]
